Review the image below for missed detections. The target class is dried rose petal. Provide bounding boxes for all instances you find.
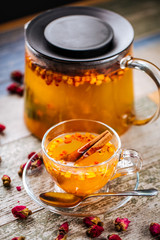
[83,216,103,227]
[108,234,122,240]
[114,217,130,231]
[86,224,104,238]
[0,124,6,133]
[16,186,21,191]
[59,222,69,235]
[1,175,11,187]
[12,205,32,219]
[11,237,25,240]
[149,222,160,236]
[11,70,23,82]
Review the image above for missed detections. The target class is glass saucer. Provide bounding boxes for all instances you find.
[23,150,139,217]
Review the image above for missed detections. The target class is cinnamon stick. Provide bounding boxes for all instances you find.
[83,130,113,157]
[62,130,113,162]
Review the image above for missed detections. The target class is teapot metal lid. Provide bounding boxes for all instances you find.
[25,6,134,62]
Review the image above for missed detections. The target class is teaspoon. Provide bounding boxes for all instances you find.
[39,188,158,208]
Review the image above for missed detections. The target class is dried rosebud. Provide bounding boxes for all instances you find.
[31,158,43,169]
[16,86,24,96]
[11,237,25,240]
[16,186,21,191]
[0,124,6,133]
[83,216,103,227]
[55,222,69,240]
[108,234,122,240]
[86,225,104,238]
[1,175,11,187]
[11,70,23,83]
[114,217,130,231]
[28,152,37,159]
[12,205,32,219]
[149,222,160,236]
[18,163,26,177]
[55,234,67,240]
[59,222,69,235]
[28,152,43,168]
[7,83,19,94]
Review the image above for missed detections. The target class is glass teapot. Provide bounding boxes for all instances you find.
[24,6,160,139]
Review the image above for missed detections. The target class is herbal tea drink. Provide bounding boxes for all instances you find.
[44,131,117,196]
[24,53,133,139]
[24,7,160,139]
[42,119,142,197]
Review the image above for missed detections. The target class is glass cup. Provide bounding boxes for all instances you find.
[42,119,142,197]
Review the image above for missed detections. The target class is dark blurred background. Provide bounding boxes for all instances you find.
[0,0,83,23]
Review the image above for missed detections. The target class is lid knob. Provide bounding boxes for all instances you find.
[44,15,114,58]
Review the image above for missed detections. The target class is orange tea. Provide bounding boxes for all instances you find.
[24,50,134,139]
[42,119,142,197]
[43,131,118,196]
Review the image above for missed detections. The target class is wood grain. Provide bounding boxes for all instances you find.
[0,0,160,239]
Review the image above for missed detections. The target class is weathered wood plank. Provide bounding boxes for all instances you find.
[0,95,30,145]
[0,135,41,226]
[0,1,160,239]
[0,160,159,240]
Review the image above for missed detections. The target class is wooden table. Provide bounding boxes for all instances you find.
[0,0,160,239]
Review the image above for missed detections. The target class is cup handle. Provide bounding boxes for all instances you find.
[111,148,142,180]
[120,55,160,125]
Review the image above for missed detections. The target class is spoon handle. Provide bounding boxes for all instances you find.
[86,188,158,199]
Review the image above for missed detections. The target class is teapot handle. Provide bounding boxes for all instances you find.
[120,56,160,125]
